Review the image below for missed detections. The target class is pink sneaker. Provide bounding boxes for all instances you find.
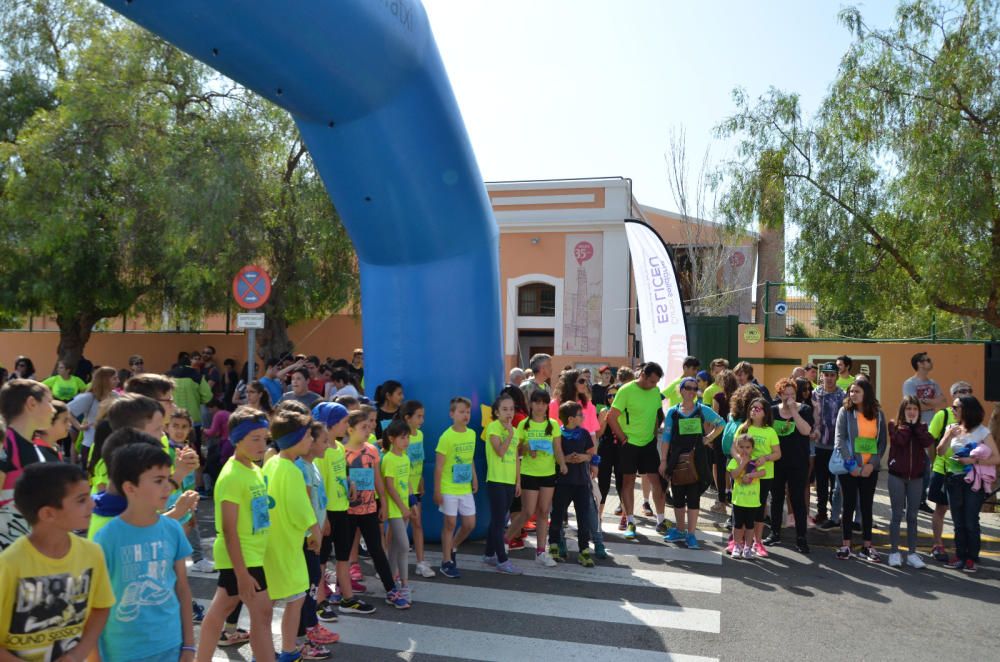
[349,563,363,582]
[350,578,367,593]
[726,537,736,554]
[753,542,769,558]
[306,624,340,645]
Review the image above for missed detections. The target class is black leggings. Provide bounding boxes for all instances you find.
[348,512,395,592]
[770,459,808,540]
[840,471,878,543]
[813,447,835,519]
[713,442,729,503]
[485,482,515,563]
[597,437,623,505]
[298,544,321,635]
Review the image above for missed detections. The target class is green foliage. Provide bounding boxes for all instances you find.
[717,0,1000,332]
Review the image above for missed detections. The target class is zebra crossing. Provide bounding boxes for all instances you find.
[190,498,725,662]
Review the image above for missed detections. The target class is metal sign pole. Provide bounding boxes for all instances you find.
[247,327,256,385]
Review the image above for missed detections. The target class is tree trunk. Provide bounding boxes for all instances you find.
[255,299,293,362]
[754,150,786,335]
[55,314,96,371]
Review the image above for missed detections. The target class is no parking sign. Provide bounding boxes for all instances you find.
[232,265,272,310]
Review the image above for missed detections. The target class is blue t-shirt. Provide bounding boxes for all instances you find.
[95,515,193,661]
[558,426,594,485]
[259,377,285,405]
[660,404,724,444]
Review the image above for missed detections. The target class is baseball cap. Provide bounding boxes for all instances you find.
[819,362,837,373]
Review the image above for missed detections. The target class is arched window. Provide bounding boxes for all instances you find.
[518,283,556,317]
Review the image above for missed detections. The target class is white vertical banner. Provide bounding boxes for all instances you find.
[625,219,688,387]
[563,233,603,356]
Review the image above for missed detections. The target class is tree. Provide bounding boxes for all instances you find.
[716,0,1000,335]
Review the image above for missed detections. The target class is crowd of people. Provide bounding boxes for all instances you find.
[0,346,997,661]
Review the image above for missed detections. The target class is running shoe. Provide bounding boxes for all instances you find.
[349,563,363,582]
[642,501,654,517]
[316,601,339,623]
[888,552,902,568]
[685,533,700,550]
[190,559,216,573]
[218,628,250,646]
[384,588,399,605]
[726,537,736,554]
[297,644,329,660]
[947,556,964,569]
[963,559,976,573]
[835,546,852,560]
[536,551,557,567]
[931,545,950,563]
[741,544,754,560]
[614,504,623,516]
[338,597,376,615]
[593,543,609,559]
[507,537,525,550]
[548,543,566,562]
[624,523,637,540]
[731,544,744,558]
[191,601,205,624]
[496,560,523,575]
[762,533,782,547]
[524,517,537,532]
[483,554,498,567]
[663,527,684,543]
[906,553,926,569]
[306,625,340,646]
[795,538,811,555]
[279,650,306,662]
[618,515,628,531]
[710,501,727,514]
[439,561,460,578]
[655,520,669,535]
[578,549,595,567]
[752,542,769,558]
[415,561,436,578]
[818,519,840,531]
[388,587,411,609]
[857,546,881,563]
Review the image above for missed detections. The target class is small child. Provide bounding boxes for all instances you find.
[727,434,765,559]
[94,442,196,661]
[263,409,326,662]
[168,409,215,573]
[482,393,523,575]
[311,403,375,618]
[381,419,413,608]
[0,463,114,660]
[549,401,596,567]
[401,400,435,578]
[434,397,478,579]
[294,420,341,653]
[195,407,274,662]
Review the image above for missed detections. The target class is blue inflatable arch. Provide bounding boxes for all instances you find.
[100,0,503,541]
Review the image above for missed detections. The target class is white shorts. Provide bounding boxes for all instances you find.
[439,493,476,517]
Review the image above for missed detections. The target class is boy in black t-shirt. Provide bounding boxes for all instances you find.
[548,401,596,567]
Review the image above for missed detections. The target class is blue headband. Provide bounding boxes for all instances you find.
[275,426,309,450]
[230,418,269,445]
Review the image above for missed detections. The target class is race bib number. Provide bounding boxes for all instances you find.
[250,495,270,533]
[349,467,375,492]
[452,463,473,484]
[677,417,703,436]
[528,438,553,454]
[407,442,424,462]
[854,436,877,455]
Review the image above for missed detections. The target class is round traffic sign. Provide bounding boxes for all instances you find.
[232,265,272,310]
[774,302,788,315]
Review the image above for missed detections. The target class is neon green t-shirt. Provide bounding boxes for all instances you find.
[86,513,113,540]
[662,376,684,408]
[727,457,761,508]
[517,417,559,477]
[702,382,721,407]
[318,441,350,512]
[484,419,518,485]
[43,375,87,402]
[90,458,109,494]
[612,380,663,447]
[436,427,476,496]
[212,457,270,571]
[381,451,410,519]
[836,376,855,392]
[929,408,955,475]
[748,425,780,479]
[407,429,425,495]
[262,456,316,600]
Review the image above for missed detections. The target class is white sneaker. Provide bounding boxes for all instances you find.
[906,553,926,569]
[415,562,435,578]
[888,552,902,568]
[535,552,557,568]
[190,559,216,573]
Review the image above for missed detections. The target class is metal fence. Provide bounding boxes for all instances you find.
[761,282,996,344]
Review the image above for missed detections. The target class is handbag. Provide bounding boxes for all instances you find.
[828,450,850,476]
[671,450,699,486]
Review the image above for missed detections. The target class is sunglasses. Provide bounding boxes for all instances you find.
[681,385,698,392]
[576,378,587,384]
[750,406,764,412]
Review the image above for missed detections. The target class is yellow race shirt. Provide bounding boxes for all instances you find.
[612,381,663,447]
[212,457,271,571]
[517,418,559,477]
[436,427,476,496]
[727,457,762,508]
[484,419,518,485]
[748,425,780,479]
[262,456,316,601]
[317,441,350,512]
[0,534,115,659]
[380,451,410,519]
[406,429,425,495]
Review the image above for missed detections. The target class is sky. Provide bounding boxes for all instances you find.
[423,0,899,213]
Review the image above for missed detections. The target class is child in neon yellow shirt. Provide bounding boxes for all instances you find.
[382,419,413,609]
[400,400,435,578]
[434,397,478,579]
